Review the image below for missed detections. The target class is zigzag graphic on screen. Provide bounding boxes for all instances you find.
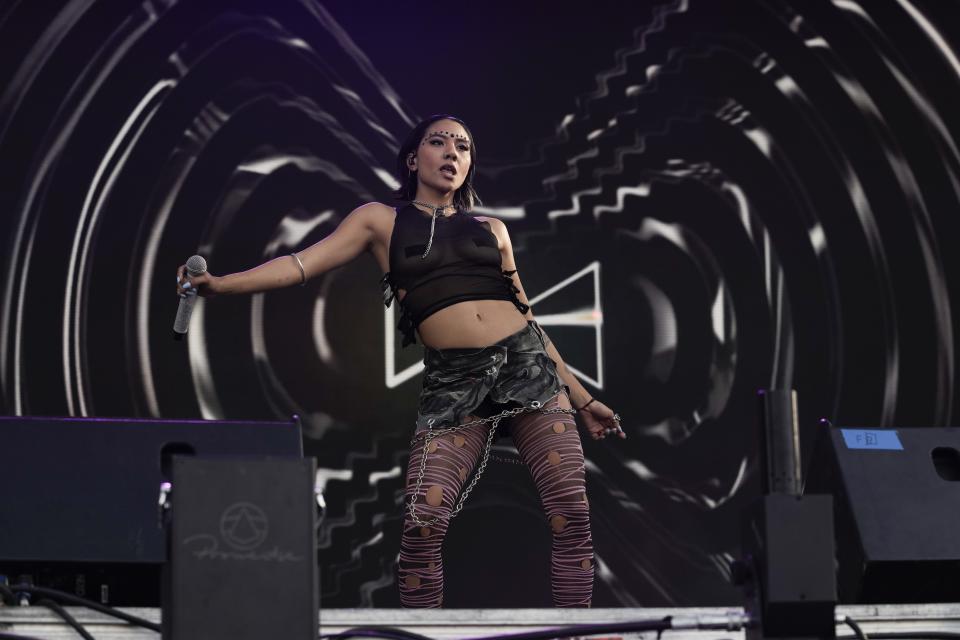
[580,0,689,105]
[317,442,405,548]
[476,0,690,178]
[323,519,404,604]
[535,44,826,224]
[322,530,391,602]
[357,562,401,607]
[318,489,404,599]
[319,476,405,602]
[316,471,400,550]
[540,105,723,221]
[533,53,724,220]
[589,93,730,186]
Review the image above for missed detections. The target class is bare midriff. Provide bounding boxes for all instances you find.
[414,298,528,349]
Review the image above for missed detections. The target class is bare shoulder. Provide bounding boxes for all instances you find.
[350,201,395,232]
[351,201,395,222]
[349,202,396,249]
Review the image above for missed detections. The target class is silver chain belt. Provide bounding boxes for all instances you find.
[407,397,576,527]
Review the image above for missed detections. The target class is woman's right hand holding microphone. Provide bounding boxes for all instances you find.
[175,261,221,298]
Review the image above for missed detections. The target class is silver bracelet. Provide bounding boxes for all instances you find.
[290,252,306,286]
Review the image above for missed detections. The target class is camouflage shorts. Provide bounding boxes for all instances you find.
[415,321,564,434]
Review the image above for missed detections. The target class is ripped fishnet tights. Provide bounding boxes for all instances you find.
[398,393,593,608]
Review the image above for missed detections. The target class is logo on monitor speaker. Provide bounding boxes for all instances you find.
[219,502,269,551]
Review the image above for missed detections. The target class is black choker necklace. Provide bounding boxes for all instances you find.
[411,200,456,217]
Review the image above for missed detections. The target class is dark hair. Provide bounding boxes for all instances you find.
[394,114,481,211]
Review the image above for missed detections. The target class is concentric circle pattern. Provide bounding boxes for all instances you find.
[1,0,958,606]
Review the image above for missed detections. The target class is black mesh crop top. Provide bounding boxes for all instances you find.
[379,202,530,347]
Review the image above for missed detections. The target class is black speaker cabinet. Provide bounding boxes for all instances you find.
[162,456,317,640]
[742,494,837,638]
[0,415,302,605]
[804,424,960,603]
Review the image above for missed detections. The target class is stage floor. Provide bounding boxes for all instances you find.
[1,604,959,638]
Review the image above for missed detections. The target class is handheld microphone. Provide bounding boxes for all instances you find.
[173,255,207,341]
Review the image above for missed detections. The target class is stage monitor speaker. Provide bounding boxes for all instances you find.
[804,424,960,603]
[742,494,837,639]
[162,456,317,640]
[0,415,303,605]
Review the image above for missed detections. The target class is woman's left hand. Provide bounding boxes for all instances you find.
[577,398,626,440]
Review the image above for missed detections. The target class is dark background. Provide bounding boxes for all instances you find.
[1,0,958,607]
